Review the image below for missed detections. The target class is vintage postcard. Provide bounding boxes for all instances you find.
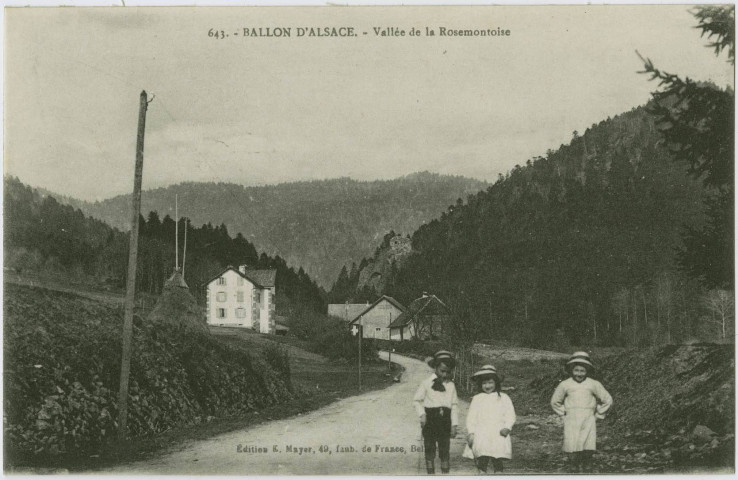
[3,3,734,476]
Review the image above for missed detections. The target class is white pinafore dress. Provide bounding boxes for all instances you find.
[550,377,613,452]
[463,392,516,460]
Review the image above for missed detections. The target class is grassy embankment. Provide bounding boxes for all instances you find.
[4,281,398,472]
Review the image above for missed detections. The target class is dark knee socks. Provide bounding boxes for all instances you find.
[476,457,503,473]
[426,459,450,474]
[425,461,449,474]
[569,451,594,471]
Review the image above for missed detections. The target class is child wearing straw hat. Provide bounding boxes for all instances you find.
[413,350,459,474]
[462,365,516,474]
[550,351,613,473]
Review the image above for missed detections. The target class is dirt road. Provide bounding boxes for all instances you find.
[105,352,478,475]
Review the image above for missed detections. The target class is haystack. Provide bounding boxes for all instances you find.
[148,270,209,334]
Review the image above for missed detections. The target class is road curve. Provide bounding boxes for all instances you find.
[105,352,476,475]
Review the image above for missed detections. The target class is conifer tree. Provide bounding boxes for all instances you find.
[639,5,734,288]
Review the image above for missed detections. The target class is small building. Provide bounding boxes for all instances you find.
[389,293,450,341]
[348,295,406,340]
[275,315,290,336]
[204,265,276,334]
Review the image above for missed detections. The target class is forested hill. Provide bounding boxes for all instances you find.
[4,176,325,313]
[343,106,724,347]
[61,173,487,287]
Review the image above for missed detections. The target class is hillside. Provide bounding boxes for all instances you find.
[332,105,732,347]
[61,173,487,287]
[520,345,734,471]
[3,283,293,464]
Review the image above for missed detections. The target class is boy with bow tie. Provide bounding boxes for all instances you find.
[413,350,458,474]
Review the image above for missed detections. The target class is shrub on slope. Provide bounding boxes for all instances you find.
[4,283,292,462]
[528,345,734,468]
[597,345,734,436]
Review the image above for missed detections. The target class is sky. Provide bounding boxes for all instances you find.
[4,5,734,201]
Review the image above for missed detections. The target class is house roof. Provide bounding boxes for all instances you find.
[348,295,407,325]
[241,269,276,288]
[204,266,277,288]
[389,294,449,328]
[328,303,371,322]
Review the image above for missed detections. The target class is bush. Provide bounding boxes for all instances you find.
[262,343,291,385]
[286,308,378,362]
[315,330,378,362]
[4,284,293,463]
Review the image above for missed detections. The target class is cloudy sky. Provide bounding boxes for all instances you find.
[5,5,734,200]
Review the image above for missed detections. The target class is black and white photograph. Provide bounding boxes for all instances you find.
[3,3,735,475]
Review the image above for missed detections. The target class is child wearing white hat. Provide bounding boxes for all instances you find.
[550,352,613,473]
[462,365,516,474]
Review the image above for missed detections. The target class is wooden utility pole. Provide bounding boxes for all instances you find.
[358,317,362,391]
[117,90,149,444]
[388,312,392,371]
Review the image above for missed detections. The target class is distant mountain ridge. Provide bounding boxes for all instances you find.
[59,172,488,287]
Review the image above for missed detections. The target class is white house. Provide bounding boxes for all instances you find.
[205,265,276,334]
[348,295,406,340]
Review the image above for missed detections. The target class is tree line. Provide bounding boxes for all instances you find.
[4,176,325,314]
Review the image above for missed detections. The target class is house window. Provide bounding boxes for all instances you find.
[237,277,244,286]
[216,292,227,302]
[216,308,226,318]
[254,309,260,320]
[236,308,246,318]
[217,277,226,286]
[376,327,381,332]
[237,291,244,302]
[254,290,262,304]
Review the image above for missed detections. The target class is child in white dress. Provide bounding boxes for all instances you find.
[550,351,613,473]
[463,365,516,473]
